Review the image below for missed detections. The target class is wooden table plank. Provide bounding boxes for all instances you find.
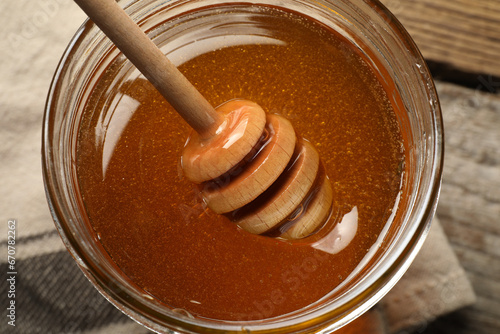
[416,82,500,334]
[381,0,500,77]
[443,222,500,258]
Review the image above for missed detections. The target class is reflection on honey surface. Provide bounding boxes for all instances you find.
[312,206,358,255]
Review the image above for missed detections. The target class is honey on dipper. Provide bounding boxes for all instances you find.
[76,4,405,321]
[182,99,333,239]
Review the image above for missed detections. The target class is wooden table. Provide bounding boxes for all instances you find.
[380,0,500,333]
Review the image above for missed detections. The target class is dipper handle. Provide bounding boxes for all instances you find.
[73,0,334,240]
[73,0,223,137]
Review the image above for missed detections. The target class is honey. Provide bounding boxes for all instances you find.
[76,4,405,321]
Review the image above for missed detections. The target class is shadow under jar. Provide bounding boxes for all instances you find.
[42,0,443,333]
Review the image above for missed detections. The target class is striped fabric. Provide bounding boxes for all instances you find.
[0,231,149,333]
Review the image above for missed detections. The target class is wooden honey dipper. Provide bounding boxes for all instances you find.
[75,0,333,239]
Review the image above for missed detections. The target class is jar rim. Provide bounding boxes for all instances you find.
[42,0,443,333]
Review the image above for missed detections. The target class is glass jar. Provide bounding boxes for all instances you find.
[42,0,443,333]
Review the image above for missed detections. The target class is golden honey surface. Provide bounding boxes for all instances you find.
[77,5,405,320]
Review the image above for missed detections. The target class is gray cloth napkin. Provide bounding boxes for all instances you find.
[379,218,476,333]
[0,1,475,333]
